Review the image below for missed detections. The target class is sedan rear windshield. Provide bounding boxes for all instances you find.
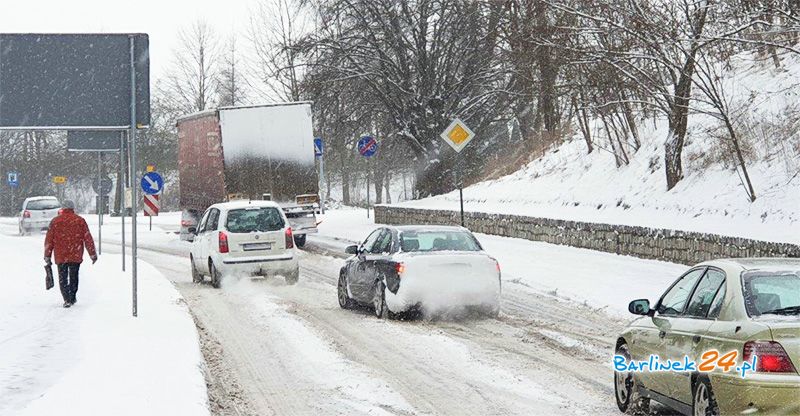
[743,272,800,316]
[27,199,60,210]
[225,207,284,233]
[399,230,482,252]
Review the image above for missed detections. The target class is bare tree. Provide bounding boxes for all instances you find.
[162,20,219,113]
[217,36,246,107]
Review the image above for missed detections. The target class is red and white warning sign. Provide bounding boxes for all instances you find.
[144,194,160,217]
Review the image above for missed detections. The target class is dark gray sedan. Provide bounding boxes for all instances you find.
[338,225,502,319]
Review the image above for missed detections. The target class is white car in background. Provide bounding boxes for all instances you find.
[188,200,300,288]
[18,196,60,235]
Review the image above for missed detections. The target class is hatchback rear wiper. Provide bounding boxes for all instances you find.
[762,305,800,316]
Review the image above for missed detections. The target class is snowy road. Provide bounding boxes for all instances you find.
[0,216,683,415]
[94,231,659,416]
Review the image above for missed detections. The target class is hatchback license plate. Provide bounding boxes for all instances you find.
[243,242,271,251]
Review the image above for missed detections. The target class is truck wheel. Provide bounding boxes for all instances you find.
[285,268,299,285]
[191,256,203,283]
[210,262,222,289]
[294,234,307,248]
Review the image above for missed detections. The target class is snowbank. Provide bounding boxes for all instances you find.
[0,231,208,416]
[398,55,800,244]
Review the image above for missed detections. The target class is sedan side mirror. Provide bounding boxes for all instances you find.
[345,245,359,255]
[628,299,652,316]
[188,227,198,235]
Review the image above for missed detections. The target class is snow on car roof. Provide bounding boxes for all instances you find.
[394,225,470,233]
[706,257,800,272]
[210,200,282,210]
[24,196,58,201]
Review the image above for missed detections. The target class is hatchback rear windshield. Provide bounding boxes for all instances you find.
[27,199,60,210]
[399,230,482,252]
[743,271,800,316]
[225,207,285,233]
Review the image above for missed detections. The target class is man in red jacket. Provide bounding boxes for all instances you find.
[44,200,97,308]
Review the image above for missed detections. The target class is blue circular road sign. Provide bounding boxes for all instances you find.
[140,172,164,195]
[314,137,324,158]
[357,136,378,158]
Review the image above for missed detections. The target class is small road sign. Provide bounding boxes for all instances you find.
[143,194,160,217]
[140,172,164,195]
[7,172,19,187]
[314,137,324,158]
[93,176,114,195]
[440,118,475,153]
[53,176,67,184]
[357,136,378,158]
[146,164,156,173]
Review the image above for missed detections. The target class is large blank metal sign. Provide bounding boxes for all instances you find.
[0,34,150,129]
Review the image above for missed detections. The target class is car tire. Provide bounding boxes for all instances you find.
[285,267,299,285]
[210,261,222,289]
[373,281,393,319]
[294,234,307,248]
[692,376,720,416]
[191,256,203,283]
[614,343,650,415]
[338,271,356,309]
[19,225,28,236]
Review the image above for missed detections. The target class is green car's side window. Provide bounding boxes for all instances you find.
[657,268,706,316]
[684,269,726,318]
[707,283,726,319]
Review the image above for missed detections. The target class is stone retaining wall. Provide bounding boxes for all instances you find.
[374,205,800,265]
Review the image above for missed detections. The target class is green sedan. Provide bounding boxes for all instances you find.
[614,258,800,416]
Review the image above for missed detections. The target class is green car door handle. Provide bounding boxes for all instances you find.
[692,335,701,344]
[659,330,666,339]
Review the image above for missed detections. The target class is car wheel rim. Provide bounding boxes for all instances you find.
[615,370,629,404]
[694,383,709,416]
[338,276,348,306]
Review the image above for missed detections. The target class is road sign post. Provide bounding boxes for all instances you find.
[357,136,378,218]
[314,138,325,214]
[129,36,139,318]
[440,119,475,227]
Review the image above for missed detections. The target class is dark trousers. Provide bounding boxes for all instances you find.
[57,263,80,303]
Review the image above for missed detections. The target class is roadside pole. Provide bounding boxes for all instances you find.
[129,36,138,318]
[319,153,325,214]
[366,169,370,219]
[97,153,103,255]
[439,119,475,229]
[357,136,378,219]
[120,131,126,272]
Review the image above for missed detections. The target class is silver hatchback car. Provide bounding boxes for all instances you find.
[19,196,60,235]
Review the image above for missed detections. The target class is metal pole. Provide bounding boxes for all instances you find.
[458,156,465,227]
[366,169,370,219]
[319,154,325,214]
[129,36,138,317]
[120,132,126,271]
[97,153,102,255]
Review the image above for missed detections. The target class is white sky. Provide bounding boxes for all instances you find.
[0,0,257,79]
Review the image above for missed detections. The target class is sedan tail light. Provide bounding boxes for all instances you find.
[23,210,31,218]
[181,220,194,227]
[218,232,229,254]
[394,262,405,276]
[285,227,294,249]
[743,341,797,373]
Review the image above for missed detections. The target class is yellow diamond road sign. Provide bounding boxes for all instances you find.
[440,118,475,153]
[53,176,67,184]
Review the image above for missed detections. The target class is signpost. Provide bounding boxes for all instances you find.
[440,118,475,227]
[141,171,163,231]
[7,172,18,188]
[357,136,378,218]
[314,138,325,214]
[0,33,151,318]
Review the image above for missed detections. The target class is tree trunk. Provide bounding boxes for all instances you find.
[723,116,756,201]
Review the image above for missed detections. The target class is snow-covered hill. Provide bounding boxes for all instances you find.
[400,53,800,245]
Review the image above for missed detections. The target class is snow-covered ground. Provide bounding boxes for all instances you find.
[0,221,208,416]
[316,208,688,317]
[397,54,800,244]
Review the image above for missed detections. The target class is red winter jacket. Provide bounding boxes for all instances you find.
[44,209,97,264]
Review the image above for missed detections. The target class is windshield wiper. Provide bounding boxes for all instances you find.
[762,305,800,316]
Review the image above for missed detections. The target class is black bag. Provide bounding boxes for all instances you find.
[45,264,54,290]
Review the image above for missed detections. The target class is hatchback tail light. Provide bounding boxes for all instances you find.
[218,232,229,254]
[285,227,294,249]
[743,341,797,373]
[181,220,193,227]
[23,210,31,218]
